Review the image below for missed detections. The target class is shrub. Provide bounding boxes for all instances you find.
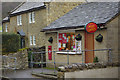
[18,47,29,51]
[95,34,103,42]
[2,33,21,53]
[75,34,82,41]
[93,56,99,63]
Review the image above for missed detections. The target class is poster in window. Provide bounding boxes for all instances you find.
[63,43,66,48]
[58,33,75,51]
[59,43,61,48]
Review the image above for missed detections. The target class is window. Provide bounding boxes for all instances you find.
[5,24,8,32]
[30,36,32,45]
[33,36,36,45]
[30,35,36,45]
[17,15,22,26]
[58,33,82,54]
[58,33,76,51]
[29,12,35,23]
[76,40,82,53]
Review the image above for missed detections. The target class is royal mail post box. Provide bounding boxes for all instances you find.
[48,46,52,60]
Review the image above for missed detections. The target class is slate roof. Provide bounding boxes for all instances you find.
[42,2,119,31]
[2,16,10,23]
[10,2,45,16]
[17,30,25,36]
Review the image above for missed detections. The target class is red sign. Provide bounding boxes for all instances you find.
[48,46,52,60]
[85,22,98,33]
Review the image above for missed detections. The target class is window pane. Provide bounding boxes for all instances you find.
[30,36,32,45]
[5,24,7,32]
[29,13,32,23]
[32,12,35,23]
[19,15,22,25]
[76,41,82,53]
[33,36,36,45]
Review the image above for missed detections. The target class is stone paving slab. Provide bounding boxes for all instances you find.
[32,73,57,79]
[3,68,57,78]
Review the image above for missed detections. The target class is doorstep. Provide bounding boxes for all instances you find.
[31,72,57,79]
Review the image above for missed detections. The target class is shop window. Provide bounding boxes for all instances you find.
[58,33,82,54]
[76,40,82,53]
[58,33,76,51]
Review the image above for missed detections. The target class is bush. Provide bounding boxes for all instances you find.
[2,33,21,53]
[93,56,99,63]
[75,34,82,41]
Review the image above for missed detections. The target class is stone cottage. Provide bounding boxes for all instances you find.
[8,2,46,48]
[42,2,119,66]
[2,2,82,49]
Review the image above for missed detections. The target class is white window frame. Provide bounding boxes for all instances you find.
[5,24,8,32]
[17,15,22,26]
[29,12,35,23]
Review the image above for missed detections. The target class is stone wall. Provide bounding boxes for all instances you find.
[94,29,108,63]
[57,62,119,78]
[106,15,119,62]
[2,50,28,70]
[45,2,83,25]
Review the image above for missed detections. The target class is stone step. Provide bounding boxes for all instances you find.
[32,73,57,79]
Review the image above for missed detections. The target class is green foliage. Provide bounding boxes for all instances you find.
[28,51,35,61]
[48,37,53,43]
[28,51,32,61]
[93,56,99,63]
[75,34,82,41]
[2,33,20,53]
[18,47,29,51]
[95,34,103,42]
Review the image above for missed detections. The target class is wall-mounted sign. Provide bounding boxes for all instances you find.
[85,22,98,33]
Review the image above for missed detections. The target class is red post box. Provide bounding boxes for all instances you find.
[48,46,52,60]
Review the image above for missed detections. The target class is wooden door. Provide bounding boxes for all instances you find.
[85,31,94,63]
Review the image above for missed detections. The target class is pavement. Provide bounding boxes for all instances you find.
[3,68,57,79]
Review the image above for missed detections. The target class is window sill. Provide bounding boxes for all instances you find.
[56,51,82,55]
[30,44,36,46]
[29,22,35,24]
[17,25,22,26]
